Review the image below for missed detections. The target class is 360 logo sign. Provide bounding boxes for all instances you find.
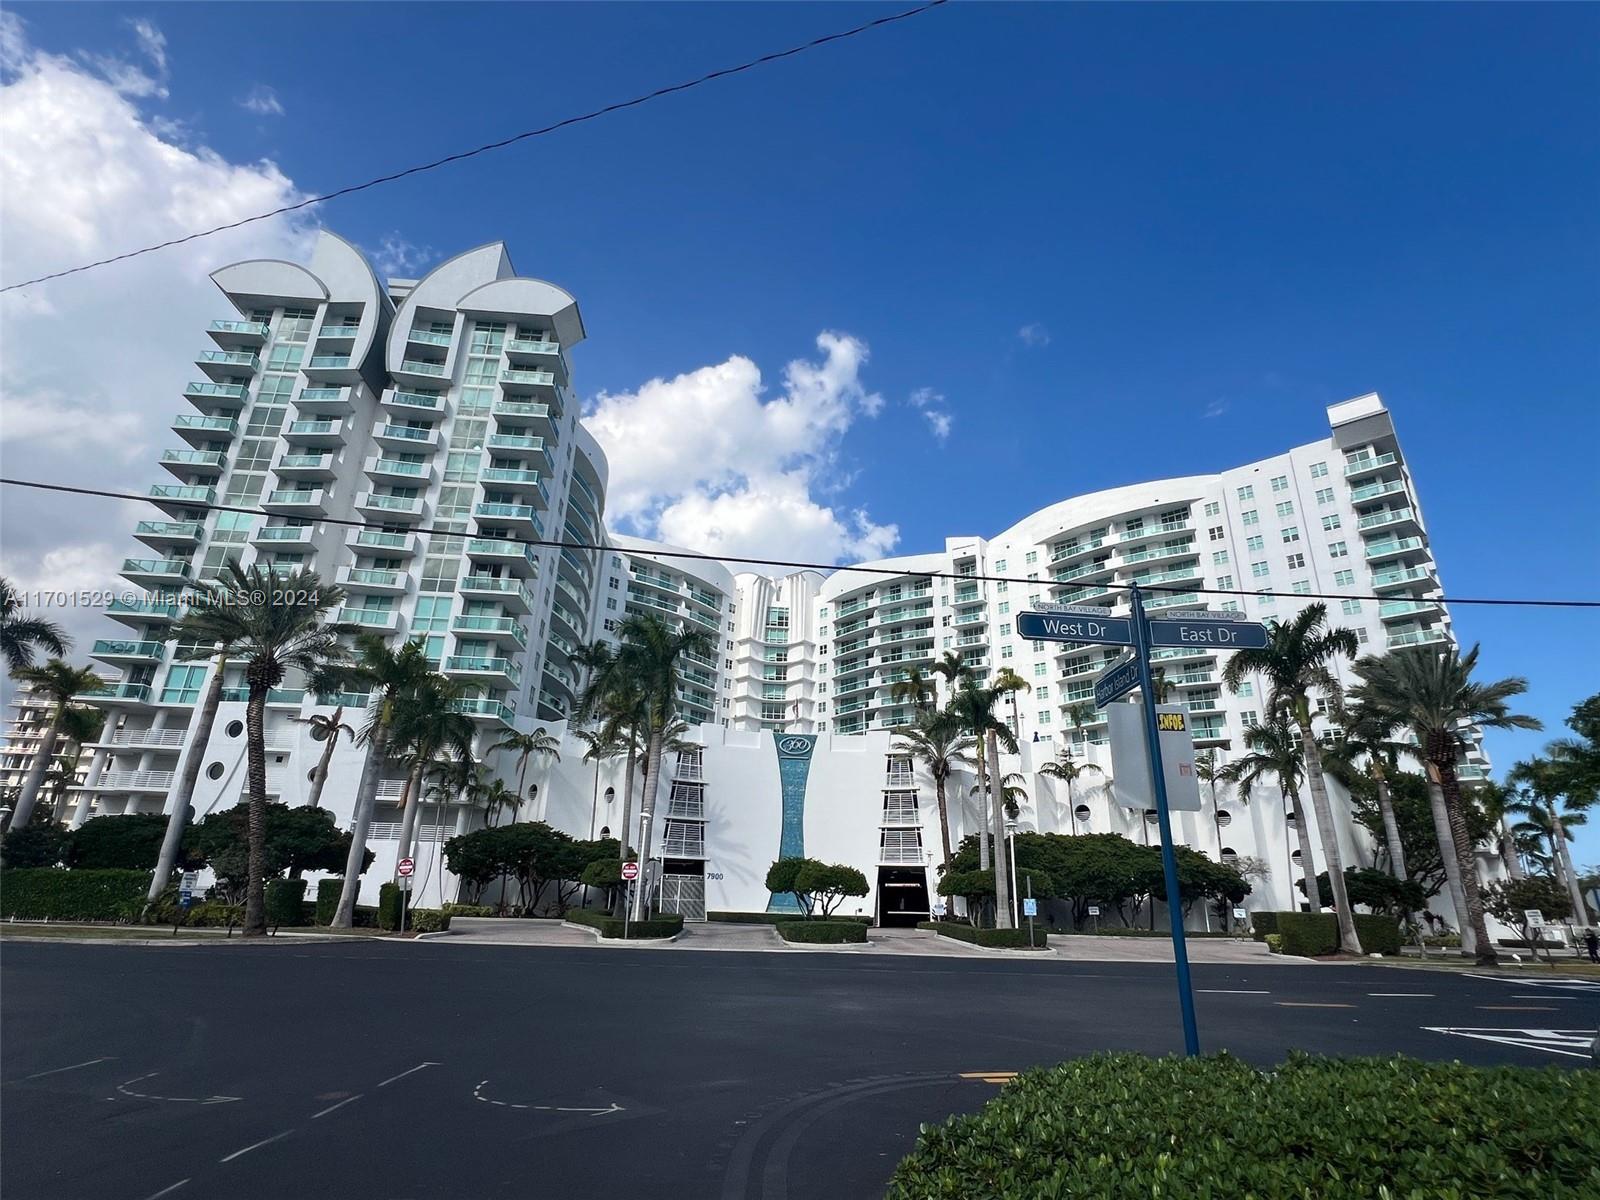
[776,735,815,758]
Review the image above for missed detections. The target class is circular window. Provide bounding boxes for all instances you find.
[1291,848,1303,860]
[1215,810,1233,828]
[206,762,224,780]
[1220,847,1238,862]
[604,787,615,803]
[1073,804,1091,823]
[307,768,318,782]
[226,720,244,738]
[310,725,329,742]
[1144,810,1159,824]
[599,825,611,839]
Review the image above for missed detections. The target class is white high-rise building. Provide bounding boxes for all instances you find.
[728,571,826,732]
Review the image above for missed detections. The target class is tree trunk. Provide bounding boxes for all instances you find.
[973,737,990,873]
[1423,768,1474,956]
[305,711,340,810]
[1499,821,1524,882]
[1374,770,1407,882]
[242,689,270,937]
[631,728,665,921]
[148,650,228,903]
[1434,753,1496,966]
[612,738,638,918]
[1066,780,1077,837]
[517,753,531,822]
[1297,723,1361,954]
[1288,788,1319,913]
[987,728,1012,930]
[933,770,953,869]
[10,702,65,830]
[1550,809,1590,923]
[333,709,390,928]
[393,762,423,877]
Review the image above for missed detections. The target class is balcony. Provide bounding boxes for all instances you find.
[160,449,227,478]
[486,432,546,455]
[317,324,361,342]
[953,612,986,626]
[1379,599,1441,621]
[207,319,269,348]
[881,801,921,826]
[373,423,440,451]
[365,455,431,482]
[1054,560,1115,583]
[1143,590,1200,610]
[446,697,515,724]
[90,639,165,663]
[1364,536,1426,562]
[171,414,238,445]
[394,358,448,385]
[504,336,563,372]
[499,367,555,395]
[491,399,557,435]
[474,502,541,536]
[133,520,202,549]
[253,524,318,549]
[381,388,444,415]
[183,380,249,409]
[551,601,585,637]
[355,492,425,521]
[1050,538,1107,564]
[460,575,535,613]
[195,350,259,381]
[337,607,399,631]
[1121,541,1196,567]
[75,681,152,704]
[878,845,926,865]
[294,386,353,416]
[451,614,528,649]
[1387,628,1449,650]
[1349,478,1407,503]
[405,327,454,348]
[262,488,327,515]
[480,467,542,488]
[273,452,336,481]
[445,656,521,689]
[338,567,408,594]
[1370,566,1433,591]
[104,726,186,749]
[1356,507,1419,534]
[122,557,191,586]
[107,599,179,626]
[91,769,176,792]
[303,354,360,382]
[349,529,417,557]
[283,419,345,448]
[1120,520,1190,544]
[466,537,538,577]
[1344,451,1399,479]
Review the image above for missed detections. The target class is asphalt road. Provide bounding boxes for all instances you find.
[3,940,1596,1200]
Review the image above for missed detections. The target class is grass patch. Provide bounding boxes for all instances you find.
[776,920,868,944]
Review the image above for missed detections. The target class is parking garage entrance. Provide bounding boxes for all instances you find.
[875,867,930,927]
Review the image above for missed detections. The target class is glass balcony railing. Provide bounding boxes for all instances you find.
[148,485,215,504]
[487,433,541,451]
[108,599,179,620]
[172,414,238,435]
[298,387,346,402]
[1350,478,1406,502]
[492,400,550,420]
[1387,628,1448,649]
[446,656,521,684]
[452,616,528,645]
[308,355,352,369]
[77,681,151,702]
[338,608,397,628]
[506,338,559,354]
[358,493,422,512]
[91,639,164,658]
[208,320,269,338]
[287,420,339,436]
[277,453,332,470]
[317,325,360,339]
[1371,566,1432,587]
[134,520,202,540]
[480,468,541,486]
[377,424,433,442]
[161,450,226,469]
[447,697,515,722]
[405,328,453,347]
[475,502,536,522]
[355,530,412,551]
[367,458,426,477]
[256,526,314,542]
[1050,538,1106,563]
[400,359,446,376]
[1357,508,1414,530]
[387,390,442,410]
[344,568,402,587]
[1379,600,1436,619]
[265,489,324,506]
[197,350,259,370]
[1365,537,1425,559]
[1344,452,1398,477]
[185,381,249,398]
[500,368,554,386]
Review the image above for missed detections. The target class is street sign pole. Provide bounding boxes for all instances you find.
[1130,585,1201,1057]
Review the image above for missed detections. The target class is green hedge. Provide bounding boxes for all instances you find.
[565,907,683,939]
[777,920,868,944]
[443,903,494,917]
[886,1052,1600,1199]
[1251,910,1281,941]
[314,879,342,926]
[1353,913,1402,956]
[1265,934,1284,954]
[1277,912,1340,957]
[709,911,872,925]
[377,882,406,931]
[0,868,151,922]
[265,878,307,928]
[919,920,1049,950]
[406,909,452,933]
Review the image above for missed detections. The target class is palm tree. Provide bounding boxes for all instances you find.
[1220,716,1314,913]
[1,577,69,672]
[1350,644,1542,966]
[1192,748,1226,859]
[1327,703,1410,882]
[976,772,1028,819]
[328,636,435,928]
[492,727,562,820]
[1038,747,1102,836]
[575,724,627,842]
[389,678,475,865]
[1472,779,1526,882]
[46,705,104,822]
[950,679,1022,928]
[296,706,355,811]
[1508,755,1591,923]
[1149,667,1176,704]
[172,560,349,936]
[889,664,934,715]
[580,676,648,865]
[148,643,230,902]
[894,710,975,869]
[1508,797,1586,883]
[6,659,107,830]
[1222,603,1363,954]
[480,777,518,827]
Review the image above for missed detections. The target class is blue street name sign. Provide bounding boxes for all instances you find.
[1094,654,1141,707]
[1147,616,1271,649]
[1017,610,1135,646]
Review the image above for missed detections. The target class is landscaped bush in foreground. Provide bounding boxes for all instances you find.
[565,907,683,939]
[0,868,150,921]
[406,909,451,933]
[886,1052,1600,1199]
[1250,910,1280,940]
[1276,911,1340,957]
[776,919,867,944]
[1352,912,1402,956]
[918,920,1049,950]
[442,903,495,918]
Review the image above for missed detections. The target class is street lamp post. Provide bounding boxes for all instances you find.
[1006,818,1020,927]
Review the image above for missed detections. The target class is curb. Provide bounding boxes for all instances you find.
[560,920,682,946]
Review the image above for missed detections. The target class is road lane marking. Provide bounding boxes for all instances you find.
[218,1130,292,1163]
[1512,994,1578,999]
[959,1071,1018,1084]
[141,1180,189,1200]
[1426,1027,1594,1060]
[375,1061,438,1088]
[1198,989,1270,994]
[1368,993,1433,997]
[17,1056,115,1081]
[472,1079,625,1115]
[310,1094,363,1119]
[1478,1005,1557,1011]
[116,1072,240,1104]
[1277,1002,1354,1008]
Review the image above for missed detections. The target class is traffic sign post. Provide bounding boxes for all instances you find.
[396,858,415,934]
[1146,612,1271,650]
[1094,654,1141,708]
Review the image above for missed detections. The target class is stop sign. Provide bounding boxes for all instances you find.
[397,857,415,878]
[620,861,639,881]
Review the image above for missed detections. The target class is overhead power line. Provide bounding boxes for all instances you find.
[0,0,951,295]
[4,476,1597,611]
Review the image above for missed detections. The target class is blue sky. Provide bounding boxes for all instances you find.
[4,4,1597,859]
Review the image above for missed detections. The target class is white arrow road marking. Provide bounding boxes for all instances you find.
[376,1061,439,1088]
[116,1072,240,1104]
[472,1079,624,1116]
[1464,973,1600,992]
[1424,1027,1595,1060]
[16,1056,115,1081]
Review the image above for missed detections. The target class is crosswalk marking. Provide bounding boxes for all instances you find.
[1425,1027,1594,1060]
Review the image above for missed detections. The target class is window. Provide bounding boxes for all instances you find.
[1310,462,1329,478]
[1001,645,1013,659]
[1212,550,1229,565]
[1328,541,1348,559]
[1219,600,1241,613]
[1286,552,1306,570]
[1333,570,1355,586]
[1241,509,1260,527]
[1027,572,1038,581]
[1024,551,1037,565]
[1216,574,1234,589]
[1241,710,1258,727]
[1281,526,1300,544]
[1037,710,1052,725]
[1270,475,1290,493]
[605,596,617,611]
[160,665,207,704]
[994,559,1006,572]
[1204,501,1221,518]
[1341,599,1363,615]
[1257,590,1276,609]
[996,581,1007,594]
[1321,515,1342,531]
[1315,487,1336,505]
[999,623,1011,636]
[1245,535,1264,553]
[1356,628,1370,644]
[1251,561,1270,579]
[1034,662,1047,677]
[1036,685,1050,700]
[1275,501,1295,518]
[1208,525,1225,541]
[1237,485,1254,501]
[998,601,1010,615]
[1292,581,1312,595]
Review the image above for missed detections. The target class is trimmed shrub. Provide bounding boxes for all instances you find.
[1250,910,1280,941]
[1353,913,1402,956]
[1265,934,1284,954]
[65,814,169,869]
[315,879,342,926]
[777,920,867,944]
[377,882,405,931]
[886,1052,1600,1199]
[407,909,452,933]
[1277,912,1340,957]
[565,907,683,939]
[708,911,871,924]
[919,920,1049,950]
[0,868,150,922]
[265,878,308,929]
[442,903,494,917]
[1,825,69,869]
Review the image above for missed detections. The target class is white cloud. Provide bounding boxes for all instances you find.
[0,14,311,662]
[922,410,953,442]
[585,333,895,567]
[238,84,283,116]
[368,233,431,277]
[906,386,953,443]
[1204,398,1229,419]
[79,16,169,99]
[1018,322,1051,347]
